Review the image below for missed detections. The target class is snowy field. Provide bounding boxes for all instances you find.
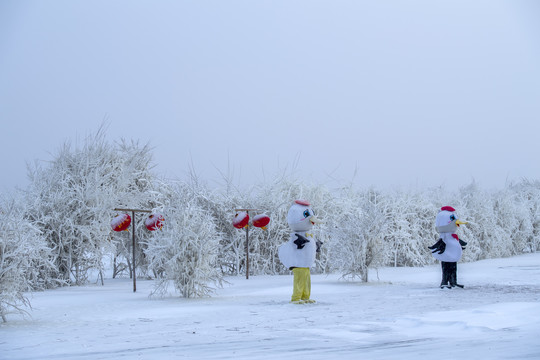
[2,253,540,360]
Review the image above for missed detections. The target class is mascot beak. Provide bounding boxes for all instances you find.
[309,216,323,225]
[456,219,468,227]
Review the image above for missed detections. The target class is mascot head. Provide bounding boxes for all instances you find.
[436,206,467,233]
[287,200,321,232]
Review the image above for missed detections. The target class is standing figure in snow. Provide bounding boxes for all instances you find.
[278,200,322,304]
[429,206,468,288]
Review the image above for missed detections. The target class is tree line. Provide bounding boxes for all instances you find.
[1,131,539,320]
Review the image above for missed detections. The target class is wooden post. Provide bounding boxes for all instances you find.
[114,208,151,292]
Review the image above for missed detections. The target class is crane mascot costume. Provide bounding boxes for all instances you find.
[278,200,322,304]
[429,206,468,288]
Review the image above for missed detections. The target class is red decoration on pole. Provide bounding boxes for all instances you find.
[145,213,165,231]
[252,214,270,230]
[233,211,250,229]
[233,209,271,280]
[111,213,131,232]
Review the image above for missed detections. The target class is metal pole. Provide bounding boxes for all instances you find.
[245,220,249,280]
[114,207,151,293]
[132,210,136,292]
[234,208,258,280]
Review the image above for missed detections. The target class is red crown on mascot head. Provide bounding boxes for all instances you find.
[441,206,455,212]
[295,200,311,206]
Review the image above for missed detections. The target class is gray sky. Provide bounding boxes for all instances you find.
[1,0,539,193]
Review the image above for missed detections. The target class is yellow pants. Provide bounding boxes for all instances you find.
[291,267,311,302]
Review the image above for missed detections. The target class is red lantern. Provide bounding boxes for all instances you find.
[145,213,164,231]
[233,212,249,229]
[111,213,131,232]
[252,214,270,230]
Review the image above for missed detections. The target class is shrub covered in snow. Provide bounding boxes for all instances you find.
[145,183,222,298]
[0,197,57,322]
[327,187,388,282]
[23,130,158,285]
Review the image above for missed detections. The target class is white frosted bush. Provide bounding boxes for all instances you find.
[327,188,387,282]
[146,184,222,298]
[0,198,56,322]
[24,129,158,285]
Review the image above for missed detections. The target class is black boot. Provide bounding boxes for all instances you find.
[440,262,450,288]
[448,262,464,288]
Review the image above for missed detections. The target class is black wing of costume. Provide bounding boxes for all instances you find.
[459,239,467,250]
[428,238,446,254]
[293,234,309,249]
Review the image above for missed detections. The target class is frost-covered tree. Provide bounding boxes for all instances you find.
[507,179,540,253]
[456,182,505,260]
[383,189,438,267]
[24,129,157,285]
[0,197,56,322]
[328,187,388,282]
[145,183,222,298]
[186,171,251,277]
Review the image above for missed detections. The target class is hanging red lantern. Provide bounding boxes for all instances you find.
[111,213,131,232]
[233,211,249,229]
[252,214,270,230]
[145,213,165,231]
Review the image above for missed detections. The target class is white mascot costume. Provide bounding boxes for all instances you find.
[429,206,468,288]
[278,200,322,304]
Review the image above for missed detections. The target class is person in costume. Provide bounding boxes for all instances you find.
[429,206,468,288]
[278,200,322,304]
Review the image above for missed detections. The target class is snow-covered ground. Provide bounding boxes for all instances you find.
[2,253,540,360]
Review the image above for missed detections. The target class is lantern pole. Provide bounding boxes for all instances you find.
[235,208,259,280]
[114,208,151,292]
[131,210,136,292]
[245,219,249,280]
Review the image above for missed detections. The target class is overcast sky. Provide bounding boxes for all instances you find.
[1,0,539,193]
